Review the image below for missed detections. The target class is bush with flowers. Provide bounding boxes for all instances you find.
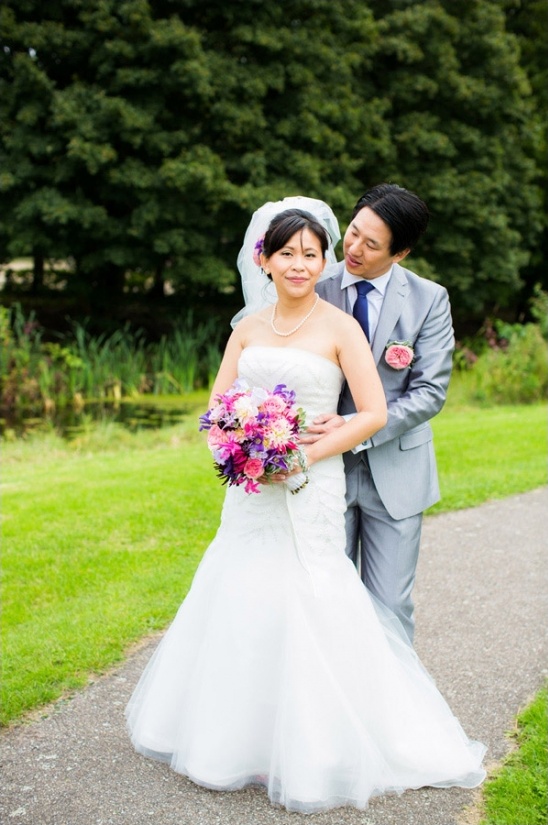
[452,294,547,405]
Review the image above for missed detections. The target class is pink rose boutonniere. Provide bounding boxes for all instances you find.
[385,341,415,370]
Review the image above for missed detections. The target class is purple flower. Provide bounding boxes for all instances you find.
[252,235,265,267]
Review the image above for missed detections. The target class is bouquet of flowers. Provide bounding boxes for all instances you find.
[199,379,309,494]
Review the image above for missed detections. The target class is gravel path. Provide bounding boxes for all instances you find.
[2,487,547,825]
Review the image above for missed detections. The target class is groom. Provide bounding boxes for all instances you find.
[310,183,454,643]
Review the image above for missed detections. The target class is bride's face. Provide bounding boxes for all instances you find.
[261,229,326,297]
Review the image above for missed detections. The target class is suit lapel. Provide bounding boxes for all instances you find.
[371,265,409,364]
[320,263,347,311]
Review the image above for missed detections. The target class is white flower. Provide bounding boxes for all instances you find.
[233,395,259,423]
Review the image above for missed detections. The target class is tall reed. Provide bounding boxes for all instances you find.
[149,312,221,394]
[1,305,49,409]
[70,322,150,398]
[1,305,224,414]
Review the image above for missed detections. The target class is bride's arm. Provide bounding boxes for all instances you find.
[207,326,247,407]
[303,319,387,468]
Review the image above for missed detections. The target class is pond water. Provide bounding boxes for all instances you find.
[1,399,195,440]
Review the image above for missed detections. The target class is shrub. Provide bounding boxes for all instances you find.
[458,321,548,405]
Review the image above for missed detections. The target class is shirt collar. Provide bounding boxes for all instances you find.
[341,265,393,296]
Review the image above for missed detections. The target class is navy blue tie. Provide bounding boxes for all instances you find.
[353,280,375,341]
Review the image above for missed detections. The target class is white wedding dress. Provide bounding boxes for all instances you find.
[126,346,486,813]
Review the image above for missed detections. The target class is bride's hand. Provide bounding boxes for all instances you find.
[258,451,310,485]
[300,413,345,444]
[258,473,285,485]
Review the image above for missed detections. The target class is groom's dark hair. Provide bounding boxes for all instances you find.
[352,183,429,255]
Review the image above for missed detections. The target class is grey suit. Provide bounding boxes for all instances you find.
[316,261,454,640]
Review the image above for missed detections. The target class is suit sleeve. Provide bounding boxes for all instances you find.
[370,286,454,448]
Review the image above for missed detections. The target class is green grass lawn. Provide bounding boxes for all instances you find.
[2,442,225,719]
[1,401,545,724]
[429,403,547,513]
[480,688,547,825]
[1,397,223,723]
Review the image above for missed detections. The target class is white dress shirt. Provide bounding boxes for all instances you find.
[341,265,393,451]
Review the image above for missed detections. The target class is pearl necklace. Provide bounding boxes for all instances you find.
[270,294,319,337]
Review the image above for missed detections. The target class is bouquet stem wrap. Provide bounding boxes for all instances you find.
[285,472,309,494]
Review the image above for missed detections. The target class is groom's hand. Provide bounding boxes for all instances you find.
[300,413,345,444]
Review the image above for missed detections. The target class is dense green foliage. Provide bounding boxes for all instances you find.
[503,0,548,310]
[1,0,545,324]
[480,688,547,825]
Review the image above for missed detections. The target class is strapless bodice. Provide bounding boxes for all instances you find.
[237,346,344,422]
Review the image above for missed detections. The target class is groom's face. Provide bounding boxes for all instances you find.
[343,207,409,281]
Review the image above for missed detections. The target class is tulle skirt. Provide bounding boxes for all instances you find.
[126,456,486,813]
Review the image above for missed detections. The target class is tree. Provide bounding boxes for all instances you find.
[0,4,72,292]
[0,0,382,308]
[0,1,238,304]
[502,0,548,314]
[364,0,543,321]
[0,0,544,326]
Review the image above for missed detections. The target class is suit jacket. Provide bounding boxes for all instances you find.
[316,262,454,520]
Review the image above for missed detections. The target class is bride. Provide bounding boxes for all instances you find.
[126,199,486,814]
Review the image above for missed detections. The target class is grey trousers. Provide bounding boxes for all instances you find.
[344,456,422,643]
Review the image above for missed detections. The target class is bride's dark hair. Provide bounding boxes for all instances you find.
[262,209,330,265]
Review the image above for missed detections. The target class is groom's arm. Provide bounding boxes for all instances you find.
[303,286,454,447]
[369,286,454,448]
